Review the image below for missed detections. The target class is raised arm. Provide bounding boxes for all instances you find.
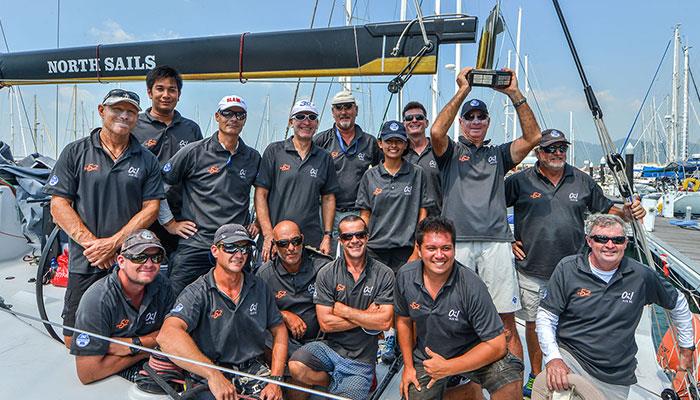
[495,68,541,164]
[430,67,472,157]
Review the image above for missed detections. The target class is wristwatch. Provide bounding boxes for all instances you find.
[323,230,332,237]
[512,97,527,108]
[130,336,142,355]
[269,375,284,382]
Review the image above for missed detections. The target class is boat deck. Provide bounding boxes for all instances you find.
[650,216,700,265]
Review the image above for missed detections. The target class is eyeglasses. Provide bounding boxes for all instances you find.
[403,114,426,122]
[292,113,318,121]
[219,109,247,120]
[217,243,251,254]
[104,89,140,103]
[542,145,568,154]
[274,236,303,248]
[339,230,369,241]
[589,235,627,245]
[123,252,165,264]
[462,113,489,122]
[333,103,354,111]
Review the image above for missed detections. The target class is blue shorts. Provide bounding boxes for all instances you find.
[290,341,374,398]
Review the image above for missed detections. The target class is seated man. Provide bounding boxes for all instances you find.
[537,214,694,400]
[70,229,175,384]
[288,215,394,399]
[158,224,287,400]
[396,217,523,400]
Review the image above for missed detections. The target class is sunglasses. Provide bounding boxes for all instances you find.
[403,114,426,122]
[217,243,251,254]
[462,113,489,122]
[123,252,165,264]
[333,103,354,111]
[339,230,369,241]
[274,236,303,248]
[542,145,568,154]
[104,89,140,103]
[219,109,247,120]
[292,113,318,121]
[589,235,627,245]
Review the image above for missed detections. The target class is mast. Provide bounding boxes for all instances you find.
[72,84,78,141]
[13,88,28,157]
[670,25,680,162]
[34,95,39,154]
[511,7,522,141]
[453,0,462,140]
[652,97,659,164]
[431,0,440,122]
[503,50,514,142]
[569,111,575,166]
[9,89,14,155]
[397,0,407,121]
[342,0,353,93]
[681,45,689,161]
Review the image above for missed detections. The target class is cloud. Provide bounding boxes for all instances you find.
[88,20,136,44]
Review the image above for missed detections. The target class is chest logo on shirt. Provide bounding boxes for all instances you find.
[127,167,141,178]
[336,284,346,292]
[145,311,157,324]
[409,302,421,310]
[211,309,223,319]
[363,286,373,296]
[331,151,340,159]
[577,288,592,297]
[487,155,497,165]
[403,186,413,195]
[458,155,470,162]
[373,187,383,196]
[84,163,100,172]
[144,138,158,148]
[49,175,59,186]
[358,152,366,161]
[208,165,220,174]
[621,291,635,304]
[179,140,189,148]
[569,192,579,202]
[530,192,542,199]
[309,168,318,178]
[239,169,247,179]
[116,319,130,329]
[448,309,461,321]
[249,303,258,316]
[308,283,316,296]
[275,290,287,299]
[280,164,291,172]
[429,160,437,168]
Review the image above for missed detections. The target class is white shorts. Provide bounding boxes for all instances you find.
[516,272,548,322]
[455,241,521,313]
[559,348,630,400]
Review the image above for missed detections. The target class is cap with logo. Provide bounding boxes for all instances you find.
[213,223,255,245]
[102,89,141,111]
[290,99,319,117]
[540,129,571,148]
[331,91,356,105]
[217,95,248,112]
[460,99,488,118]
[378,120,408,142]
[121,229,164,256]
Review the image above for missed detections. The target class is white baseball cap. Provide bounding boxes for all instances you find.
[290,99,319,117]
[217,95,247,112]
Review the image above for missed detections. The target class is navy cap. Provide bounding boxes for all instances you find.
[460,99,489,117]
[540,129,571,148]
[378,120,408,142]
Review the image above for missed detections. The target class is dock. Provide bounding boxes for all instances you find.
[647,216,700,290]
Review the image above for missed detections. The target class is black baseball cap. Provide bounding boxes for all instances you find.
[460,99,488,118]
[121,229,164,256]
[540,129,571,148]
[378,120,408,142]
[213,224,254,245]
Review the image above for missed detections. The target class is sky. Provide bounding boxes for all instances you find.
[0,0,698,165]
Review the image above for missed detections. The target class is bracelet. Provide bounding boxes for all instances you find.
[323,231,332,237]
[130,336,142,355]
[512,97,527,108]
[269,375,284,382]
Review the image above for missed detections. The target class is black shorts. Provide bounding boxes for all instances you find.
[62,271,110,336]
[367,246,413,274]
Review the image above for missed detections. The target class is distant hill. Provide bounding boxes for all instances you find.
[565,138,700,167]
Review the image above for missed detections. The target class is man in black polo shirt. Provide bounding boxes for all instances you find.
[402,101,442,217]
[158,224,287,400]
[132,66,203,255]
[504,129,646,395]
[255,100,340,262]
[396,217,522,400]
[537,214,693,399]
[313,91,381,254]
[288,215,394,399]
[71,229,175,384]
[45,89,164,346]
[431,66,541,362]
[163,95,261,295]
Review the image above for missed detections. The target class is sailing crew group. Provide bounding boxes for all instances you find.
[43,64,695,400]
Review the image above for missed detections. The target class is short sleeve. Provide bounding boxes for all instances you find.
[262,281,284,328]
[394,273,409,317]
[434,138,454,171]
[142,154,165,201]
[417,167,435,209]
[504,173,518,207]
[587,176,614,213]
[644,268,679,309]
[539,261,569,315]
[70,292,112,356]
[313,265,336,306]
[466,279,504,342]
[355,171,372,210]
[44,143,78,200]
[320,154,341,195]
[166,285,204,333]
[162,144,194,186]
[373,266,395,305]
[500,142,516,172]
[370,138,382,167]
[254,145,275,190]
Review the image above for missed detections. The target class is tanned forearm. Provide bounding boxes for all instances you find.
[445,333,507,375]
[334,302,393,331]
[110,199,160,245]
[430,70,471,157]
[316,304,358,333]
[359,209,371,228]
[157,318,221,381]
[321,193,336,232]
[107,330,159,356]
[396,315,416,370]
[254,187,273,236]
[76,353,148,384]
[50,197,97,247]
[269,323,289,377]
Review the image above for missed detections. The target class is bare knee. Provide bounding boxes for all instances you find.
[288,360,307,381]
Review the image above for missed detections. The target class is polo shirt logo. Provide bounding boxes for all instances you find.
[307,284,316,296]
[211,309,223,319]
[569,192,579,202]
[275,290,287,299]
[145,311,157,324]
[172,303,184,313]
[249,303,258,316]
[488,155,497,165]
[448,309,461,321]
[577,288,592,297]
[208,165,220,174]
[409,301,421,310]
[331,151,340,159]
[429,160,437,168]
[309,168,318,178]
[116,319,130,329]
[163,162,172,173]
[280,164,291,172]
[621,291,635,304]
[239,169,247,179]
[179,140,189,148]
[127,167,141,178]
[336,284,346,292]
[84,163,100,172]
[403,186,412,195]
[358,152,366,161]
[363,286,373,296]
[75,333,91,348]
[49,175,59,186]
[530,192,542,199]
[373,187,383,196]
[144,138,158,148]
[459,155,470,162]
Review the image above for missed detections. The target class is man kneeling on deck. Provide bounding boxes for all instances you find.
[158,224,287,400]
[537,214,695,399]
[288,215,395,399]
[71,229,175,384]
[396,216,523,400]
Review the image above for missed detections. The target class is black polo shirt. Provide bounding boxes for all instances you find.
[313,125,381,209]
[70,268,175,356]
[256,249,332,341]
[395,260,503,362]
[435,136,515,242]
[540,253,678,385]
[162,134,261,249]
[255,137,340,246]
[356,161,434,249]
[505,163,614,279]
[44,129,165,274]
[167,269,283,366]
[405,138,442,214]
[313,255,394,365]
[133,108,203,218]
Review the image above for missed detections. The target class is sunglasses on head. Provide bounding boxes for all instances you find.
[219,109,247,120]
[123,252,165,264]
[292,113,318,121]
[462,113,489,122]
[339,230,368,241]
[403,114,426,122]
[333,103,354,111]
[589,235,627,245]
[542,144,568,154]
[104,89,140,103]
[217,243,251,254]
[274,236,303,248]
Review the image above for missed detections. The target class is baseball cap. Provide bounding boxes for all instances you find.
[331,90,356,105]
[378,120,408,142]
[102,89,141,111]
[540,129,571,148]
[217,95,247,112]
[213,224,255,245]
[290,100,319,117]
[460,99,488,118]
[121,229,164,256]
